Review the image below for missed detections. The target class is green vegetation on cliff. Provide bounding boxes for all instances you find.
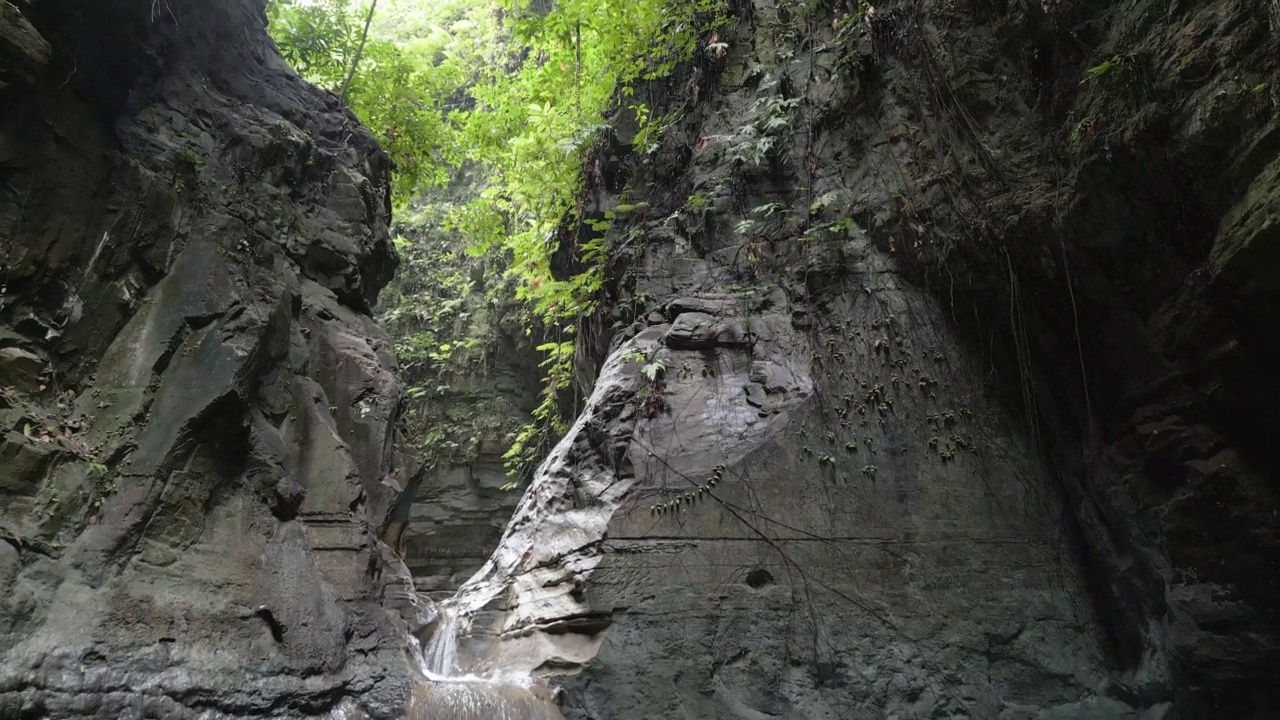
[267,0,722,475]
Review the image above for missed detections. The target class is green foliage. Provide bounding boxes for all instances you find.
[640,359,666,382]
[446,0,724,476]
[380,228,480,382]
[708,83,798,169]
[804,215,857,240]
[630,103,682,156]
[808,190,840,214]
[623,347,669,418]
[269,0,725,480]
[1080,56,1121,84]
[268,0,462,201]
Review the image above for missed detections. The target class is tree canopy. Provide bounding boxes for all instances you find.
[267,0,723,475]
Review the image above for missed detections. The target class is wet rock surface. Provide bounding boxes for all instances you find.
[0,0,421,717]
[404,678,563,720]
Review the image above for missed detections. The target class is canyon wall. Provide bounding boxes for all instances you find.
[445,0,1280,718]
[0,1,424,717]
[3,0,1277,718]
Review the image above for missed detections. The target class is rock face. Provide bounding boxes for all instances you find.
[451,229,1124,718]
[0,1,422,717]
[378,213,543,595]
[440,0,1280,717]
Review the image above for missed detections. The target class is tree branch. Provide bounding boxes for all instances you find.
[338,0,378,102]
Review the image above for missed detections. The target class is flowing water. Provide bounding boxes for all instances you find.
[401,603,564,720]
[420,605,461,677]
[404,676,563,720]
[391,345,644,720]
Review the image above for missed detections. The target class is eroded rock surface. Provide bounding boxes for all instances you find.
[441,0,1280,717]
[0,1,422,717]
[452,244,1122,719]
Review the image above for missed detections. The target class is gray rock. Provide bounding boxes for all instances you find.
[1211,154,1280,298]
[664,311,749,349]
[0,346,44,390]
[0,0,422,717]
[0,1,50,89]
[427,0,1280,717]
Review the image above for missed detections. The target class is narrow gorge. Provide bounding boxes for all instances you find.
[1,0,1277,719]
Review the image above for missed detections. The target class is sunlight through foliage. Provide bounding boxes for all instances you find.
[268,0,724,475]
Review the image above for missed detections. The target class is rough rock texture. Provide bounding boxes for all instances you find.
[378,212,542,594]
[451,240,1127,718]
[439,0,1280,717]
[404,428,528,595]
[0,1,424,717]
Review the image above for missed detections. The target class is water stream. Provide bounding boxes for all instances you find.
[420,605,461,677]
[401,602,564,720]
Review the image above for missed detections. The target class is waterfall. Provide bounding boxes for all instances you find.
[420,603,461,678]
[397,340,651,720]
[402,600,565,720]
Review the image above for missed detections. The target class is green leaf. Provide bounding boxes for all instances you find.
[269,0,729,476]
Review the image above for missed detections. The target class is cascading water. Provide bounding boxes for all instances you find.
[420,605,461,678]
[401,602,564,720]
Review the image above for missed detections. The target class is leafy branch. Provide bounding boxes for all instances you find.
[270,0,726,482]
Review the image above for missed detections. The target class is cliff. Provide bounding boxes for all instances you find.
[441,0,1280,717]
[3,0,1278,718]
[0,1,424,717]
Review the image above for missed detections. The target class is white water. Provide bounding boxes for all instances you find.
[83,231,110,281]
[420,604,461,678]
[403,601,564,720]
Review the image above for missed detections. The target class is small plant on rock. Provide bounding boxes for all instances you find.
[637,355,668,418]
